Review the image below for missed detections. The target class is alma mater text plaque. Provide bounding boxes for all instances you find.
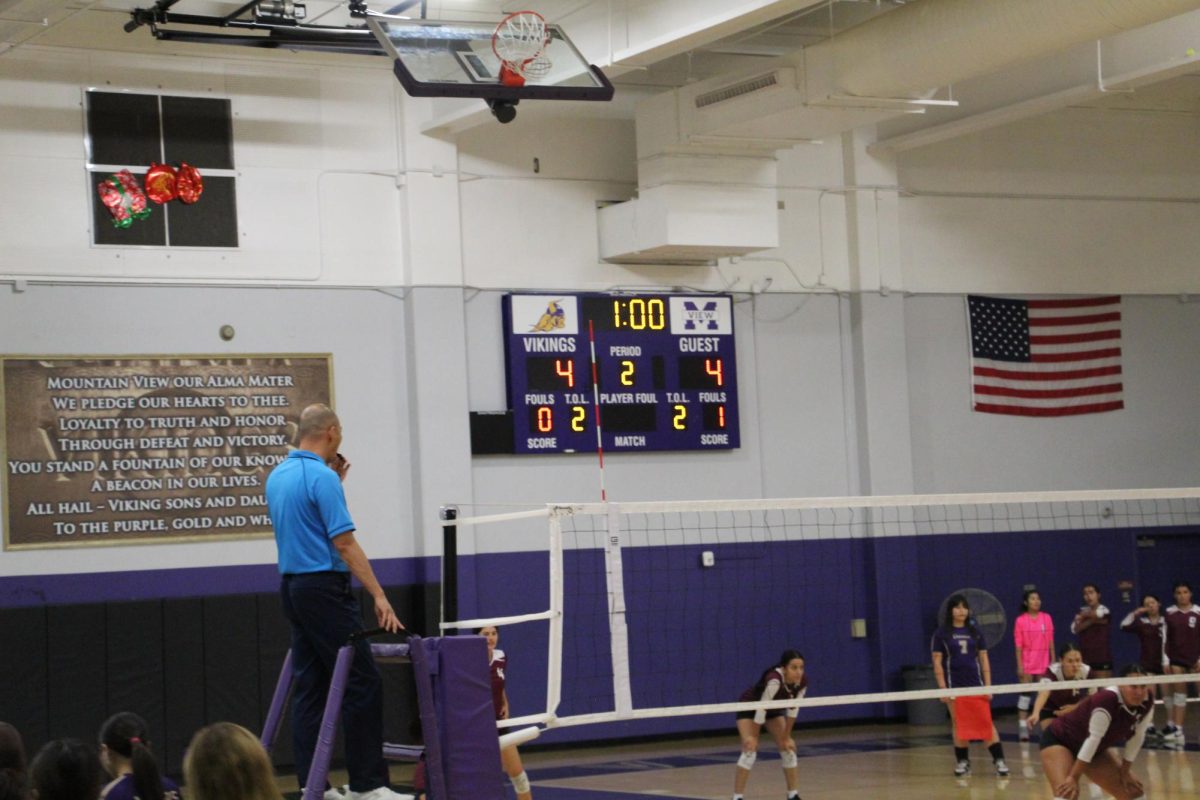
[1,355,332,549]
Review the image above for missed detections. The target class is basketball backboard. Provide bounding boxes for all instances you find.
[365,16,614,103]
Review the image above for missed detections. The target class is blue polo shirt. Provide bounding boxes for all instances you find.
[265,449,355,574]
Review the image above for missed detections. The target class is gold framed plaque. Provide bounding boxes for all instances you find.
[1,355,333,550]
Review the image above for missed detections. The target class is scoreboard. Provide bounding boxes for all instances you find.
[502,293,739,454]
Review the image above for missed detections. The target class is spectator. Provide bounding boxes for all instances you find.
[29,739,102,800]
[184,723,284,800]
[98,712,179,800]
[0,722,27,800]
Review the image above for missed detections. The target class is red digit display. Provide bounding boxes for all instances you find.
[705,358,724,387]
[556,359,575,388]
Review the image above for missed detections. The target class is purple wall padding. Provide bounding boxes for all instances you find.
[431,636,505,800]
[0,557,433,608]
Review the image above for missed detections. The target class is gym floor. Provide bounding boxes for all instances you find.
[290,719,1200,799]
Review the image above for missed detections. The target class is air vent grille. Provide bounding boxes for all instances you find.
[695,72,779,108]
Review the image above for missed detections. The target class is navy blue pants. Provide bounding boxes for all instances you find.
[281,572,389,793]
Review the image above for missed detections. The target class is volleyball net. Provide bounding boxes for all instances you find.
[440,488,1200,739]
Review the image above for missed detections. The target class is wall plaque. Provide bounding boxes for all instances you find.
[1,355,332,549]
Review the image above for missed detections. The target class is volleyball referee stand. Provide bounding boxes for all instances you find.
[261,630,505,800]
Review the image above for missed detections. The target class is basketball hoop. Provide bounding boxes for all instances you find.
[492,10,551,87]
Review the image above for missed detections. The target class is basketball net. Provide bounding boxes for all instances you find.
[493,10,551,87]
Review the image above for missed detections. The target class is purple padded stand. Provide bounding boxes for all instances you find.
[261,634,505,800]
[426,635,505,800]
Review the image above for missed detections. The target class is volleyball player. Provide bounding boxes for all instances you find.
[1038,664,1154,800]
[732,650,806,800]
[1028,644,1091,733]
[1162,581,1200,744]
[1120,594,1168,738]
[478,627,531,800]
[1070,584,1112,679]
[1014,589,1055,740]
[931,594,1009,778]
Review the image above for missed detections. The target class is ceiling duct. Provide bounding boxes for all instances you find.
[600,0,1200,266]
[695,72,782,109]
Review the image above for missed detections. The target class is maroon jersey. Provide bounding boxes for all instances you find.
[1164,605,1200,666]
[1120,612,1167,672]
[412,752,426,794]
[1070,605,1111,667]
[1039,662,1091,717]
[739,667,808,723]
[1048,687,1153,761]
[489,648,507,720]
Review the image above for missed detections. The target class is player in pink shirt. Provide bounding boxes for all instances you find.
[1013,589,1055,740]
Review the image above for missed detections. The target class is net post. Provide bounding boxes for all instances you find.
[545,506,565,720]
[440,505,459,635]
[604,503,633,716]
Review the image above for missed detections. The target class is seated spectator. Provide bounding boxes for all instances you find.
[98,712,180,800]
[0,722,27,800]
[29,739,102,800]
[184,723,284,800]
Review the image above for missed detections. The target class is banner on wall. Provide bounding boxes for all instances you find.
[1,355,332,550]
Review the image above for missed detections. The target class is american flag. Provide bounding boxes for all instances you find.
[967,295,1123,417]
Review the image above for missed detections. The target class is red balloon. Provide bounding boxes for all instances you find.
[176,162,204,204]
[96,170,151,228]
[145,162,178,204]
[114,169,149,216]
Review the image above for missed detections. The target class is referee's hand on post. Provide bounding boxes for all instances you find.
[374,593,404,633]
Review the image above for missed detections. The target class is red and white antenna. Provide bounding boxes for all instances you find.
[587,319,607,502]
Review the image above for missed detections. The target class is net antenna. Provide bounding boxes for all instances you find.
[492,10,552,87]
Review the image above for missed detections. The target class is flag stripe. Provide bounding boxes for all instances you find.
[1030,348,1121,363]
[1028,330,1121,345]
[1027,296,1121,310]
[974,390,1125,408]
[1028,312,1121,327]
[973,400,1125,417]
[974,383,1123,400]
[976,377,1122,392]
[974,364,1122,382]
[1029,342,1120,357]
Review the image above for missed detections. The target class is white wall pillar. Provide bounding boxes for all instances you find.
[840,127,914,496]
[396,94,475,568]
[398,92,466,287]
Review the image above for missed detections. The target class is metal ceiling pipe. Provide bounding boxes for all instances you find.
[818,0,1200,99]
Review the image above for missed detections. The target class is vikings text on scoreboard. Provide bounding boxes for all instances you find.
[502,293,739,454]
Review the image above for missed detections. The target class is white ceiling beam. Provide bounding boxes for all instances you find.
[554,0,827,76]
[871,9,1200,154]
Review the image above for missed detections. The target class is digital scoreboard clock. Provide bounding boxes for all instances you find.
[502,293,739,454]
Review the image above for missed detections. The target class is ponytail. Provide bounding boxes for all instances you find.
[99,712,164,800]
[129,740,165,800]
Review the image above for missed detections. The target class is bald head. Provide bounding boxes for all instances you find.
[298,404,339,443]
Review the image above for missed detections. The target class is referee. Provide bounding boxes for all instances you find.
[266,403,406,800]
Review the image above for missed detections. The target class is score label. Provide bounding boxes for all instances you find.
[502,293,739,454]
